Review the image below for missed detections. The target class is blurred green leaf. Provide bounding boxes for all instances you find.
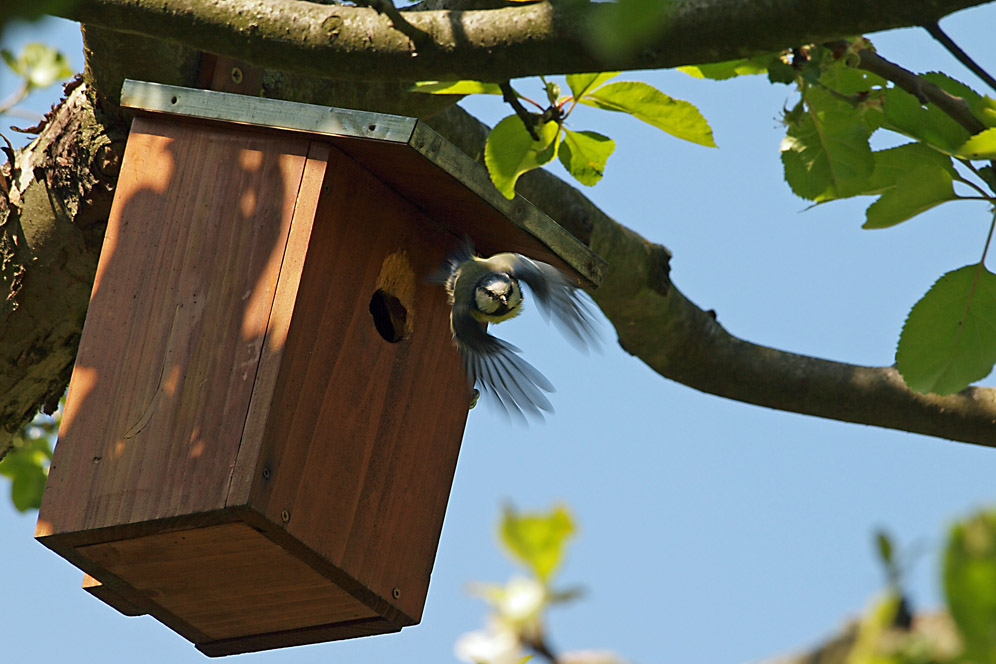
[559,129,615,186]
[484,116,560,199]
[0,0,78,32]
[409,80,504,95]
[1,43,73,90]
[897,264,996,395]
[565,72,619,100]
[0,433,52,512]
[579,81,715,147]
[876,530,894,569]
[945,510,996,664]
[678,55,772,80]
[780,110,873,201]
[500,504,575,582]
[587,0,674,58]
[848,591,905,664]
[863,165,955,229]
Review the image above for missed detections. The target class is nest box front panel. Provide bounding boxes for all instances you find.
[239,144,472,626]
[37,117,311,539]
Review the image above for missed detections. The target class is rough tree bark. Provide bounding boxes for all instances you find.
[3,0,996,458]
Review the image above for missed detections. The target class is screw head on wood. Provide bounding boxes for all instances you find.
[392,587,401,600]
[230,67,244,85]
[262,466,272,480]
[280,509,290,523]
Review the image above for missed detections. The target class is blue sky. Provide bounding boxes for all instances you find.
[3,6,996,663]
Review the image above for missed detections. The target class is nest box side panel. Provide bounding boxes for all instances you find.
[37,117,311,542]
[243,143,472,625]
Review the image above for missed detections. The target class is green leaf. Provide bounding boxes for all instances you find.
[677,55,771,81]
[579,81,715,147]
[818,142,956,201]
[780,110,873,201]
[945,510,996,664]
[565,72,619,100]
[819,61,887,95]
[957,127,996,160]
[923,72,996,129]
[882,87,973,154]
[485,115,560,199]
[499,504,575,581]
[2,43,72,89]
[896,264,996,395]
[766,58,796,85]
[559,129,615,186]
[409,80,504,95]
[863,165,955,229]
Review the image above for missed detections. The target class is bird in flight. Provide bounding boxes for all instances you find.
[434,240,599,419]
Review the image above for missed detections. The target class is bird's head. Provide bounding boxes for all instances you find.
[473,273,523,319]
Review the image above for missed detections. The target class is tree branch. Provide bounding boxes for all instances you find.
[923,21,996,94]
[55,0,993,83]
[842,40,988,134]
[428,106,996,447]
[499,80,540,141]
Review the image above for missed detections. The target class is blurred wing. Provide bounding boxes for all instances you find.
[427,237,477,287]
[451,302,554,419]
[505,254,599,350]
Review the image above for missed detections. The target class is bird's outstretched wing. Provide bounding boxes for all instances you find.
[503,254,599,351]
[451,302,554,419]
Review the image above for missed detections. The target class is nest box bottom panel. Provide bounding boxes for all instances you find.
[76,521,396,656]
[36,113,474,655]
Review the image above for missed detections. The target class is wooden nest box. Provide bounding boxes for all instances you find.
[34,81,605,656]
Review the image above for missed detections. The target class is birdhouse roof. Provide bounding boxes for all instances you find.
[119,79,606,287]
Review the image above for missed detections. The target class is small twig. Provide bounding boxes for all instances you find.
[839,41,987,135]
[954,170,992,198]
[499,80,540,141]
[0,81,29,116]
[923,22,996,95]
[353,0,430,47]
[523,633,559,664]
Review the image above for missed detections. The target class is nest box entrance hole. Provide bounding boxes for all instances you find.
[369,251,416,344]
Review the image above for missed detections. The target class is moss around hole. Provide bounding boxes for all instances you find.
[369,289,409,343]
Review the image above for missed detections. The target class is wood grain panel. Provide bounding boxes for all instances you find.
[196,616,399,657]
[38,117,310,537]
[79,523,377,641]
[249,143,471,624]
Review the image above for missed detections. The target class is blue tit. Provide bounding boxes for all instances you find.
[434,240,598,419]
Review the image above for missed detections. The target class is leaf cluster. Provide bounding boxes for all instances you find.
[686,40,996,396]
[456,504,626,664]
[852,509,996,664]
[1,42,74,117]
[413,73,714,198]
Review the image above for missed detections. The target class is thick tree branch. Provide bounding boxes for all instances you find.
[56,0,993,83]
[0,82,122,454]
[7,0,996,456]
